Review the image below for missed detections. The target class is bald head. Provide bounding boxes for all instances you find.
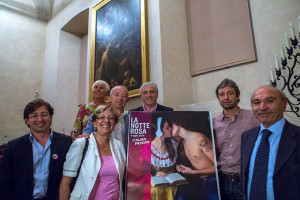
[251,85,286,103]
[251,85,287,128]
[110,85,129,112]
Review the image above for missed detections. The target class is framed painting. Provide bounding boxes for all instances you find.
[90,0,148,100]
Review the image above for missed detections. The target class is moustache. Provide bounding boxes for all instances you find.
[257,111,273,115]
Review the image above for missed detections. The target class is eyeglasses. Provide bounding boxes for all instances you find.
[28,113,50,120]
[97,115,115,121]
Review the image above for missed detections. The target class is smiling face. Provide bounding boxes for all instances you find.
[92,83,108,99]
[217,86,239,110]
[162,121,172,138]
[110,86,129,110]
[251,86,287,128]
[93,110,116,135]
[141,85,158,107]
[25,105,52,134]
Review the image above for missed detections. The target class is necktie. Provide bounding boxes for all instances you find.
[249,129,272,200]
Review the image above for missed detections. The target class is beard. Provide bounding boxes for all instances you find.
[221,101,238,110]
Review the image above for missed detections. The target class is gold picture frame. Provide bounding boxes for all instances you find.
[89,0,148,101]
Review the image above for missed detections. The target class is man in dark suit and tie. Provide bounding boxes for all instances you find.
[131,81,173,112]
[0,99,72,200]
[241,85,300,200]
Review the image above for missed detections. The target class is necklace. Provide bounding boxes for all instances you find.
[98,143,109,151]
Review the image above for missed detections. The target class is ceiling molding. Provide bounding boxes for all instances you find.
[0,0,74,22]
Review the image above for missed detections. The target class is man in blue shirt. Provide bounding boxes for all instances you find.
[241,86,300,200]
[0,99,72,200]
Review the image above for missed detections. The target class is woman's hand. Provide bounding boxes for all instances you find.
[59,176,74,200]
[155,172,167,177]
[176,164,194,175]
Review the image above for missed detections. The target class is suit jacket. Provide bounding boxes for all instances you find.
[241,121,300,200]
[130,103,173,111]
[0,132,72,200]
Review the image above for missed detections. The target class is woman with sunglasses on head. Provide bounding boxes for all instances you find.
[60,105,126,200]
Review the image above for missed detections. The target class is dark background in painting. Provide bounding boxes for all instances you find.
[94,0,142,91]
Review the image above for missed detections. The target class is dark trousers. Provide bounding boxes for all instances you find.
[218,172,242,200]
[175,175,219,200]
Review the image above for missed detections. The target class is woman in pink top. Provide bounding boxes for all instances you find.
[60,106,126,200]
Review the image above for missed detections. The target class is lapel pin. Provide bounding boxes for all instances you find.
[52,154,58,159]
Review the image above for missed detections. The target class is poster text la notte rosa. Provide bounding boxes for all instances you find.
[130,117,150,145]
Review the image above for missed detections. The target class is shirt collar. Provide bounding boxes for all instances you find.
[119,110,128,119]
[29,130,53,143]
[216,107,240,121]
[142,104,157,112]
[259,117,286,136]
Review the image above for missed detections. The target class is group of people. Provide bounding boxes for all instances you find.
[213,79,300,200]
[0,78,299,200]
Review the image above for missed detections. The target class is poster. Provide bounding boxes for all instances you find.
[126,111,220,200]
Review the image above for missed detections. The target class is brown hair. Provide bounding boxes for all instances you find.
[160,118,176,162]
[23,99,54,127]
[215,78,240,100]
[92,105,119,124]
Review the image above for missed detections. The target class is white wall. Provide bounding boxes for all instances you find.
[185,0,300,125]
[159,0,193,108]
[189,0,300,104]
[0,7,46,141]
[42,0,92,135]
[52,30,82,134]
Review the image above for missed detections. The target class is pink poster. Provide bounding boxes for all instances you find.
[126,111,220,200]
[126,111,152,200]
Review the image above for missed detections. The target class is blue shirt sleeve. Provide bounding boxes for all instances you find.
[83,114,94,135]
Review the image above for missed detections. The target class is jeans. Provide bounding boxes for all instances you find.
[175,175,219,200]
[218,172,242,200]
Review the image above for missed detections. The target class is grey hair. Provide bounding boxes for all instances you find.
[110,85,129,96]
[92,80,110,92]
[140,81,158,93]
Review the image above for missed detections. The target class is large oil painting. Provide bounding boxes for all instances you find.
[90,0,148,99]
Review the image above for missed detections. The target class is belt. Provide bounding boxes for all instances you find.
[219,172,241,180]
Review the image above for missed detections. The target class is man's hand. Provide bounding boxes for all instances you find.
[176,164,194,175]
[77,134,90,139]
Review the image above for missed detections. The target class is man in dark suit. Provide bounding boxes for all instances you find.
[131,81,173,112]
[241,85,300,199]
[0,99,72,200]
[125,82,172,151]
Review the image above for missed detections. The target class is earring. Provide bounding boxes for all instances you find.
[94,127,97,132]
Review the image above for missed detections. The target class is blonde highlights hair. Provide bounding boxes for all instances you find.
[92,105,119,124]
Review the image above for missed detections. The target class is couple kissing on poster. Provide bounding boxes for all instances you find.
[126,111,219,200]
